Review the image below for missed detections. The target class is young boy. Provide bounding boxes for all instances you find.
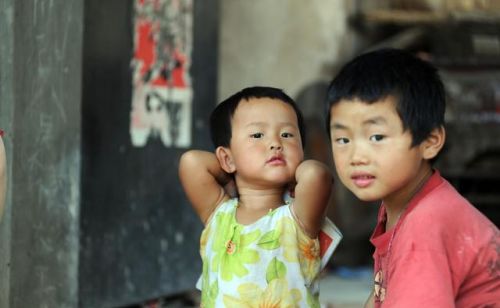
[179,86,335,307]
[325,48,499,307]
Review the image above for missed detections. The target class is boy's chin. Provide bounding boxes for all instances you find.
[351,191,380,203]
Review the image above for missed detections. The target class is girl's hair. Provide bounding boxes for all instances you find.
[210,86,306,148]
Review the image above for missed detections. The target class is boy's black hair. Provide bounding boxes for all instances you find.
[325,48,445,147]
[210,86,306,148]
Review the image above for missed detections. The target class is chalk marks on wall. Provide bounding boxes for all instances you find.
[130,0,193,148]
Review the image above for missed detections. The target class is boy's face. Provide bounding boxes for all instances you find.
[226,97,304,189]
[328,96,431,206]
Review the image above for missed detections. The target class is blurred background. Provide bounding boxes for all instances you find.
[1,0,499,307]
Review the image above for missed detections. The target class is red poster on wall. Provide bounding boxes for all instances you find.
[130,0,193,148]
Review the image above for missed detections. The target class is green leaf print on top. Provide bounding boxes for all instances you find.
[201,273,218,308]
[210,211,261,281]
[257,229,281,250]
[266,257,287,283]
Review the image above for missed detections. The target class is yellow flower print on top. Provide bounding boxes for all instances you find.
[274,217,320,280]
[298,233,320,281]
[210,212,261,281]
[223,278,302,308]
[199,199,326,307]
[275,217,300,263]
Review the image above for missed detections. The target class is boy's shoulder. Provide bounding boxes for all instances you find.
[402,174,497,245]
[411,175,488,224]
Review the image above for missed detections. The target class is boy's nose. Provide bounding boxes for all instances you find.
[270,144,282,150]
[350,143,368,165]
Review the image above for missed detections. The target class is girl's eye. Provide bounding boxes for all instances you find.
[281,132,294,138]
[370,134,385,142]
[250,133,263,138]
[335,137,349,145]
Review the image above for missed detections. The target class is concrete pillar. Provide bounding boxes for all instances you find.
[0,0,83,307]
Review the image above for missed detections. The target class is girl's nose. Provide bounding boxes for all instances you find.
[270,143,282,151]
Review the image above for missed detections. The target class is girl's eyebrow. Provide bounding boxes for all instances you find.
[330,122,348,130]
[245,121,266,127]
[245,121,297,128]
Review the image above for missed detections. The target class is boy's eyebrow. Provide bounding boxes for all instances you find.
[363,116,387,126]
[330,116,387,130]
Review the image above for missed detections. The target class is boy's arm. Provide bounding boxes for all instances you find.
[292,159,333,238]
[179,150,231,224]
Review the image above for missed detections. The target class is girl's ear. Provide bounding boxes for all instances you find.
[422,126,446,160]
[215,146,236,173]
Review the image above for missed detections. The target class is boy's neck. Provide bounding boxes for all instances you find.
[384,168,433,231]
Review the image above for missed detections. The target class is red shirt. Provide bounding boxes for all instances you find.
[370,170,500,307]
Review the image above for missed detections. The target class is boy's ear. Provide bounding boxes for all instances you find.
[215,146,236,173]
[421,126,446,160]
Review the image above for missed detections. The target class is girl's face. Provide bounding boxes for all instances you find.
[328,96,432,208]
[227,98,304,190]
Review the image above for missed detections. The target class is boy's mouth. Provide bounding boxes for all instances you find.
[351,172,375,188]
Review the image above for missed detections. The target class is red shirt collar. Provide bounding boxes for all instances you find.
[371,170,443,243]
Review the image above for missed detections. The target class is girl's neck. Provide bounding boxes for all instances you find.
[237,187,285,211]
[234,187,287,225]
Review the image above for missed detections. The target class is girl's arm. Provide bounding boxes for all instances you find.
[178,150,231,224]
[292,159,333,238]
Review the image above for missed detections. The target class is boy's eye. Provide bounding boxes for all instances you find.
[281,132,294,138]
[370,134,385,142]
[335,137,349,145]
[250,133,263,138]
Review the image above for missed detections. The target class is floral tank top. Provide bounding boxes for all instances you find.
[198,198,322,307]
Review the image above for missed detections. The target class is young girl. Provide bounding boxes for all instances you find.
[179,86,335,307]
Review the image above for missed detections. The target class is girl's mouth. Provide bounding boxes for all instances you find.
[267,156,285,165]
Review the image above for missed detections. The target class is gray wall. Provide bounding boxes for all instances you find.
[0,0,15,306]
[0,0,83,307]
[218,0,357,100]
